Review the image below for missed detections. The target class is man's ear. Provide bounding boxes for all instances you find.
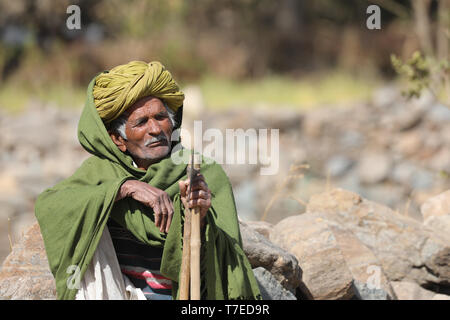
[109,131,127,152]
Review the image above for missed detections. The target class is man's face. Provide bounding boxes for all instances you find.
[112,96,173,169]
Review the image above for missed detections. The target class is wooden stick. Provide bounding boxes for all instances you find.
[190,155,202,300]
[179,194,191,300]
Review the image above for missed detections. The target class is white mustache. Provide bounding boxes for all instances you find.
[144,135,168,147]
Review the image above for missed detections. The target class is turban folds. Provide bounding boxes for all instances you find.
[93,61,185,124]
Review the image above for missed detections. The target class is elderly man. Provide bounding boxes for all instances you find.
[35,61,261,300]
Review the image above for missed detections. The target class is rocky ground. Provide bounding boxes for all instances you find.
[0,85,449,299]
[1,187,449,300]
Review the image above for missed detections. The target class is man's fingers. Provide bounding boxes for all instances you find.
[179,180,188,197]
[165,211,173,233]
[163,196,174,233]
[160,203,169,232]
[159,211,167,233]
[188,198,211,208]
[154,210,161,228]
[189,190,210,200]
[153,197,165,227]
[189,180,208,192]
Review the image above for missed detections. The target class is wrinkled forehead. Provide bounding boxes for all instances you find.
[123,96,167,119]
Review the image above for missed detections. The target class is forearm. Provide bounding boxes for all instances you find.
[115,180,134,202]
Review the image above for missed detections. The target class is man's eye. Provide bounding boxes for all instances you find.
[135,118,147,126]
[155,114,168,120]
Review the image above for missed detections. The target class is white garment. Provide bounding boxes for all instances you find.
[75,226,147,300]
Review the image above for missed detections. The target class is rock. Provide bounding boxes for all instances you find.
[443,126,450,145]
[0,222,56,299]
[393,131,422,157]
[0,173,19,198]
[339,130,365,149]
[0,215,13,264]
[429,148,450,172]
[392,162,420,186]
[335,174,362,196]
[420,190,450,221]
[353,281,393,300]
[357,152,392,184]
[253,267,297,300]
[421,190,450,233]
[426,103,450,124]
[391,162,434,192]
[306,188,450,291]
[423,215,450,234]
[328,223,397,300]
[302,110,329,138]
[360,184,406,211]
[239,220,302,293]
[410,169,434,191]
[244,220,274,239]
[393,104,426,131]
[371,86,401,109]
[252,108,303,133]
[391,281,450,300]
[270,213,355,300]
[0,219,302,300]
[432,293,450,300]
[326,155,354,177]
[11,213,37,246]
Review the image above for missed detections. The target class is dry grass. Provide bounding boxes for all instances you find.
[260,163,310,222]
[7,217,13,252]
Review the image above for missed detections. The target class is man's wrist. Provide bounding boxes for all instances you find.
[117,180,134,201]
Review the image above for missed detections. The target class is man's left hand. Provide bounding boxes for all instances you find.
[179,172,212,229]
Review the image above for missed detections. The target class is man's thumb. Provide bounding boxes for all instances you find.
[179,180,188,197]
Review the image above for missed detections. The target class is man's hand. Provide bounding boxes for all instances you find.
[117,180,174,233]
[178,172,212,229]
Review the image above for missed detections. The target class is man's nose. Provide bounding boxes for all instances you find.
[146,118,162,135]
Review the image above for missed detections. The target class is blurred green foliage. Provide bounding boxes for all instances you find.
[0,0,445,110]
[391,51,431,99]
[392,51,449,106]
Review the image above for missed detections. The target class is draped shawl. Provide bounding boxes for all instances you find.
[34,76,261,300]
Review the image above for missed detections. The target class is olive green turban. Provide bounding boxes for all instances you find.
[93,61,184,124]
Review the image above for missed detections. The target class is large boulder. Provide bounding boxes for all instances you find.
[270,213,356,300]
[391,281,450,300]
[306,188,450,291]
[1,220,303,300]
[253,267,297,300]
[421,190,450,234]
[0,223,56,299]
[327,223,396,300]
[239,220,302,293]
[423,215,450,234]
[420,190,450,221]
[244,220,274,239]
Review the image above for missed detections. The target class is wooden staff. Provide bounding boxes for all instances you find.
[179,151,201,300]
[190,153,201,300]
[179,188,191,299]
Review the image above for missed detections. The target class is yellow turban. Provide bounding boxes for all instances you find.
[93,61,184,124]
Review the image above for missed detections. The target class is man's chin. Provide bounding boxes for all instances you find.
[143,146,171,161]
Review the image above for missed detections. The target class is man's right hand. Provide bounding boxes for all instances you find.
[116,180,174,233]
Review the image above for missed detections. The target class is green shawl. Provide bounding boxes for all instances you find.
[34,77,261,300]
